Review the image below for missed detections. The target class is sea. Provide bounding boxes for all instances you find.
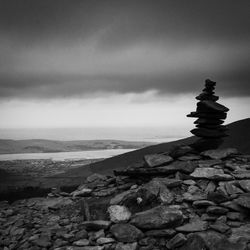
[0,127,186,161]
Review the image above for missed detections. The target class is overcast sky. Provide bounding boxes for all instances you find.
[0,0,249,135]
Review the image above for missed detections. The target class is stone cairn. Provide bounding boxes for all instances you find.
[187,79,229,151]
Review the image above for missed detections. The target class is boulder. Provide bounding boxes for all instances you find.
[110,223,143,243]
[166,233,187,249]
[234,194,250,209]
[130,205,183,229]
[239,180,250,192]
[108,205,131,223]
[177,234,207,250]
[230,224,250,242]
[144,154,173,167]
[87,173,108,183]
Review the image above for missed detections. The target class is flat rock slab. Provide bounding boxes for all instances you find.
[193,200,216,208]
[159,160,197,174]
[176,220,208,232]
[130,205,183,229]
[201,148,238,159]
[197,100,229,113]
[206,206,229,215]
[210,222,230,233]
[235,194,250,209]
[191,128,227,138]
[144,154,173,167]
[178,155,201,161]
[191,167,233,181]
[152,177,182,188]
[198,159,222,168]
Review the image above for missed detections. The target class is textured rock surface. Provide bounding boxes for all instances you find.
[1,146,250,250]
[130,205,183,229]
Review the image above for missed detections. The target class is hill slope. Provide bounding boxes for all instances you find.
[87,118,250,175]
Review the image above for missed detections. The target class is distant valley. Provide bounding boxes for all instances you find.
[0,139,154,154]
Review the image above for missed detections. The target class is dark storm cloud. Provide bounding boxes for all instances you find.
[0,0,249,99]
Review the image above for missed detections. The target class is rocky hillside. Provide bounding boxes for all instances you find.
[87,118,250,176]
[1,145,250,249]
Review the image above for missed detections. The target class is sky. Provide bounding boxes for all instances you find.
[0,0,249,139]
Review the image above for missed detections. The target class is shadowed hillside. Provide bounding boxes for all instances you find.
[87,118,250,175]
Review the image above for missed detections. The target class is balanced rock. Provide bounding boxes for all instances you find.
[187,79,229,150]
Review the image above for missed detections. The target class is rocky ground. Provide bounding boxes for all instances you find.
[1,146,250,250]
[0,159,102,178]
[0,159,102,198]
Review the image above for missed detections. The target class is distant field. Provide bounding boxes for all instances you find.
[0,139,154,154]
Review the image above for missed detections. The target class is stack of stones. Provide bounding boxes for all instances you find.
[187,79,229,150]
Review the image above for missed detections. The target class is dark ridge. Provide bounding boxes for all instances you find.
[89,118,250,175]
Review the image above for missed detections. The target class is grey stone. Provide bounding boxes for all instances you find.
[115,242,138,250]
[130,205,183,229]
[191,167,233,181]
[193,200,216,208]
[144,154,173,167]
[73,239,90,246]
[108,205,131,223]
[201,148,238,160]
[110,223,143,243]
[206,206,229,215]
[96,237,115,245]
[145,229,176,238]
[176,219,208,232]
[239,180,250,192]
[210,221,230,233]
[235,194,250,209]
[166,233,187,249]
[230,224,250,242]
